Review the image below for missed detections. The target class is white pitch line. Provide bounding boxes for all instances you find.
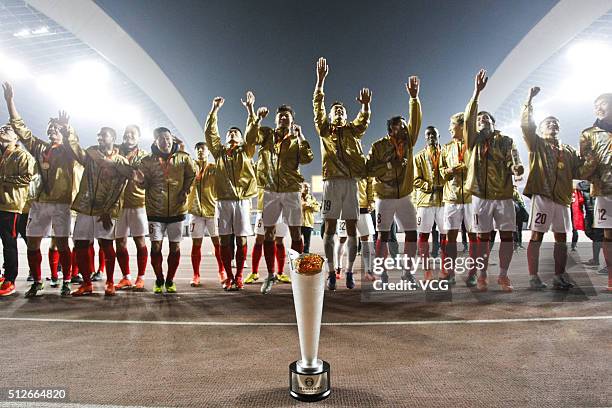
[0,315,611,327]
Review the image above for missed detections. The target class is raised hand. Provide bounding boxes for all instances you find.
[2,82,13,102]
[356,88,372,105]
[292,123,304,139]
[527,86,541,103]
[405,76,420,98]
[317,57,329,81]
[241,91,255,109]
[257,107,269,120]
[58,110,70,127]
[212,97,225,111]
[474,69,488,96]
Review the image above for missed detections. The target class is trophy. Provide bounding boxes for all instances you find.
[288,250,331,402]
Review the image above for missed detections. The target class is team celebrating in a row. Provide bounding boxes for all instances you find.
[0,58,609,297]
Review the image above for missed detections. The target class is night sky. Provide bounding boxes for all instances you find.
[95,0,558,179]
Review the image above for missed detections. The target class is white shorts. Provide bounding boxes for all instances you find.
[471,196,515,233]
[528,195,571,234]
[417,206,447,234]
[254,212,288,237]
[26,202,72,237]
[337,213,375,237]
[444,203,473,232]
[148,220,184,242]
[593,195,612,229]
[322,178,359,220]
[262,191,302,227]
[72,213,116,241]
[115,207,148,238]
[375,194,417,232]
[190,215,218,238]
[217,199,253,236]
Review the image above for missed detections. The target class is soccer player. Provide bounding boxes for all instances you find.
[64,125,130,296]
[205,96,257,290]
[245,94,314,294]
[521,87,598,289]
[366,76,422,283]
[579,92,612,292]
[440,112,476,286]
[188,141,225,287]
[314,57,371,290]
[0,120,35,296]
[414,126,447,282]
[3,83,75,296]
[114,125,149,291]
[300,182,320,254]
[137,128,196,294]
[463,69,524,292]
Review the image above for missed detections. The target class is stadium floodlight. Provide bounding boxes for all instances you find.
[0,56,31,80]
[562,41,612,101]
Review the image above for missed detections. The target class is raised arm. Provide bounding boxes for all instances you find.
[520,86,540,152]
[464,69,488,149]
[3,82,48,154]
[205,97,224,159]
[62,125,87,165]
[405,76,422,147]
[244,91,268,147]
[351,88,371,138]
[313,57,330,134]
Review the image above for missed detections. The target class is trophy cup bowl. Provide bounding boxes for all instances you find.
[288,251,331,402]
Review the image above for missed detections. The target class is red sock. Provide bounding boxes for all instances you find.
[151,252,164,281]
[71,250,79,278]
[167,250,180,282]
[27,249,43,282]
[59,250,72,281]
[476,237,490,278]
[136,246,148,277]
[263,241,275,274]
[291,239,304,254]
[252,242,263,274]
[220,245,234,280]
[100,241,116,284]
[116,247,130,277]
[276,242,286,274]
[553,242,567,276]
[604,238,612,288]
[88,244,95,275]
[439,235,448,275]
[499,238,514,271]
[527,240,541,276]
[98,245,106,272]
[235,244,247,280]
[213,243,224,273]
[191,245,201,276]
[48,249,59,280]
[467,237,478,277]
[418,233,430,269]
[76,246,91,284]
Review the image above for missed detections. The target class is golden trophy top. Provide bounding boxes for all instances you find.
[293,254,325,276]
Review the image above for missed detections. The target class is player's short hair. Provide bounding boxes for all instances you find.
[195,142,207,150]
[99,127,117,139]
[330,101,344,109]
[277,104,295,119]
[154,127,172,138]
[386,116,405,133]
[477,111,496,124]
[228,126,242,135]
[125,124,141,135]
[450,112,464,125]
[595,93,612,104]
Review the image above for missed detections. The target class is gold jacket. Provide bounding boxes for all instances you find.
[138,144,196,219]
[118,145,148,209]
[313,89,370,179]
[65,128,128,218]
[247,120,314,192]
[205,112,257,200]
[521,103,596,206]
[358,177,374,209]
[464,98,521,200]
[0,144,35,213]
[10,117,77,205]
[414,145,445,207]
[366,98,422,199]
[440,138,471,205]
[579,124,612,197]
[301,193,320,228]
[188,160,216,218]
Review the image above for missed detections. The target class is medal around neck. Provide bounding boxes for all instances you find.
[288,250,331,402]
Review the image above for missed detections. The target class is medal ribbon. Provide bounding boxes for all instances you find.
[429,145,441,170]
[457,140,467,163]
[389,136,405,160]
[158,156,171,179]
[41,144,59,167]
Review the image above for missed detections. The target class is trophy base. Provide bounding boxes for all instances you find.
[289,360,331,402]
